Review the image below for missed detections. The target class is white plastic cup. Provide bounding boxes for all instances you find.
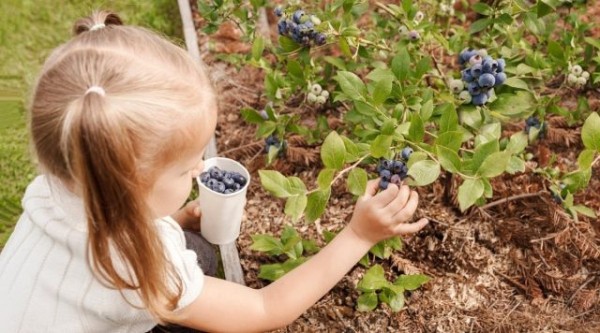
[196,157,250,245]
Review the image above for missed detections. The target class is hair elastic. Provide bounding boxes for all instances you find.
[90,23,106,31]
[85,86,106,97]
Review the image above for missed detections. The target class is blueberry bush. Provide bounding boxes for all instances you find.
[199,0,600,313]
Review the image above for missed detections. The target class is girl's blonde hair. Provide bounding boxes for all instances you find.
[30,11,215,323]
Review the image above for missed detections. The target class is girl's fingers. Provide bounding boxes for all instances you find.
[393,218,429,234]
[373,183,400,208]
[362,179,382,200]
[383,184,411,215]
[392,190,420,222]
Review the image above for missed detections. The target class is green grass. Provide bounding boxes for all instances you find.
[0,0,184,247]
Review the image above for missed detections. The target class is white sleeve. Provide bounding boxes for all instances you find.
[156,217,205,310]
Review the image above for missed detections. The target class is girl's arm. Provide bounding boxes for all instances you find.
[175,180,428,332]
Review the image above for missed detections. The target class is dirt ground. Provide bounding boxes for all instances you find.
[190,2,600,332]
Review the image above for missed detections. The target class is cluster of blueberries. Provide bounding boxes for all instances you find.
[454,49,507,106]
[524,116,547,138]
[264,135,287,155]
[275,7,326,46]
[199,166,247,194]
[376,147,413,190]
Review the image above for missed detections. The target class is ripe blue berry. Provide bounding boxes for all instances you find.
[231,172,247,186]
[209,166,224,181]
[472,93,488,106]
[401,147,413,160]
[481,57,494,73]
[390,174,402,186]
[274,7,283,17]
[467,82,481,95]
[315,33,326,45]
[213,182,226,193]
[380,159,392,170]
[379,169,392,181]
[461,69,474,82]
[224,189,235,194]
[494,72,507,86]
[478,73,495,88]
[392,160,404,174]
[379,179,389,190]
[200,172,210,184]
[222,176,235,189]
[497,59,506,72]
[292,10,305,24]
[470,63,483,78]
[277,20,288,35]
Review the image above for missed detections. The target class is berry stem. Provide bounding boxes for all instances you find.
[478,190,545,211]
[306,155,369,195]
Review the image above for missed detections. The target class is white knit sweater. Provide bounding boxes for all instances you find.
[0,175,204,332]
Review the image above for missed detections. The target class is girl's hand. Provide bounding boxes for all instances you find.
[348,179,428,245]
[171,200,201,231]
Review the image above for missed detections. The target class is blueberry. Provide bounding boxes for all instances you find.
[481,57,494,73]
[526,116,539,127]
[390,174,402,186]
[401,147,413,160]
[478,73,495,88]
[209,166,224,181]
[497,59,506,72]
[408,30,420,41]
[206,178,219,189]
[468,54,483,66]
[292,10,305,24]
[392,160,404,174]
[379,169,392,181]
[494,72,507,86]
[231,182,242,191]
[231,172,247,186]
[222,176,235,189]
[461,69,474,82]
[380,159,392,170]
[199,172,210,184]
[459,49,477,65]
[213,182,226,193]
[275,7,283,17]
[470,63,483,78]
[314,33,326,46]
[224,189,235,194]
[467,82,481,95]
[379,179,389,190]
[277,20,288,35]
[472,93,488,106]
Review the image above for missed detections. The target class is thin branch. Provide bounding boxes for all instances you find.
[306,155,369,195]
[479,190,545,211]
[568,276,595,304]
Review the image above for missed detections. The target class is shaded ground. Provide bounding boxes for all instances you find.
[191,2,600,332]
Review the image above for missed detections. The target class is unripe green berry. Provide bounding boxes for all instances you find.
[310,15,321,25]
[307,92,318,103]
[567,74,578,85]
[316,95,327,105]
[320,90,329,99]
[449,79,464,94]
[581,71,590,80]
[311,83,322,95]
[458,90,471,103]
[571,65,583,76]
[576,77,587,86]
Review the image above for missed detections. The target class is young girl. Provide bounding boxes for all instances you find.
[0,11,429,332]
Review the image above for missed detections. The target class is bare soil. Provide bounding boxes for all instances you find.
[190,2,600,332]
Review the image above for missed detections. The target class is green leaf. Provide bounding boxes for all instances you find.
[370,135,393,158]
[490,92,535,116]
[305,189,331,223]
[577,149,596,170]
[581,112,600,151]
[478,152,510,178]
[357,291,378,312]
[435,131,463,153]
[317,168,336,190]
[504,77,529,90]
[572,205,597,218]
[258,257,307,281]
[334,71,367,101]
[259,170,292,198]
[458,178,484,211]
[385,291,405,312]
[420,99,434,121]
[287,177,307,195]
[438,105,458,133]
[279,35,301,53]
[436,145,461,173]
[372,78,393,106]
[584,37,600,50]
[472,3,492,15]
[391,48,410,81]
[287,59,304,81]
[251,35,265,61]
[506,132,528,154]
[358,264,388,291]
[470,18,492,34]
[285,194,308,222]
[240,108,265,124]
[407,160,441,186]
[394,274,431,291]
[536,0,554,18]
[408,114,425,142]
[321,131,346,170]
[472,140,499,171]
[250,234,283,254]
[506,156,526,174]
[347,168,368,196]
